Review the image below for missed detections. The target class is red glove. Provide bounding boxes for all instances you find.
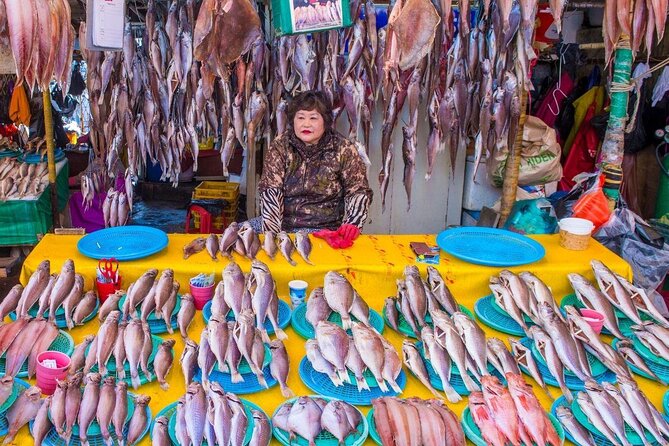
[313,229,341,249]
[314,224,360,249]
[337,224,360,241]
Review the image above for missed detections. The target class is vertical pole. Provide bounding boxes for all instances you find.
[42,89,60,230]
[499,90,528,226]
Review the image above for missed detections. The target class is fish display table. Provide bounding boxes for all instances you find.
[18,233,636,445]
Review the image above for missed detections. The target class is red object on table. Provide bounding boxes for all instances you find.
[185,205,213,234]
[314,224,360,249]
[96,275,122,303]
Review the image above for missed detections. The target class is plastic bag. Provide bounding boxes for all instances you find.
[595,207,669,290]
[503,198,558,234]
[571,174,611,230]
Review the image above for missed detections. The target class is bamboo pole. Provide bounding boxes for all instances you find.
[42,89,60,230]
[499,90,528,226]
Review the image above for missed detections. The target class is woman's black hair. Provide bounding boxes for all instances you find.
[286,90,333,130]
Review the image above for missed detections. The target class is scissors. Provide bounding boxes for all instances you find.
[98,258,119,283]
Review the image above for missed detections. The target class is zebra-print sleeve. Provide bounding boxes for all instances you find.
[343,193,370,229]
[260,187,283,233]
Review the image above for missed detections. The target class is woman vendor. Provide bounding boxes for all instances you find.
[256,91,372,248]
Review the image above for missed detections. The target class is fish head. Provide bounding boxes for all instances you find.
[25,386,42,400]
[600,382,618,394]
[136,395,151,406]
[583,379,600,392]
[38,260,51,272]
[156,416,169,427]
[162,339,177,349]
[308,287,324,300]
[486,337,505,352]
[269,340,284,351]
[536,302,556,319]
[172,282,181,292]
[468,391,485,404]
[426,266,443,286]
[504,372,526,388]
[401,339,416,358]
[103,376,116,386]
[187,382,203,395]
[480,375,503,391]
[251,259,270,275]
[555,406,573,418]
[86,373,102,385]
[526,324,545,340]
[224,262,242,277]
[68,372,84,386]
[55,379,68,391]
[60,259,75,273]
[182,293,194,303]
[106,310,121,323]
[451,311,473,331]
[403,265,420,277]
[146,269,159,279]
[185,339,198,352]
[420,326,434,341]
[0,376,12,388]
[161,269,174,279]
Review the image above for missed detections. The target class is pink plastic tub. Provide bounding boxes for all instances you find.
[579,309,605,334]
[190,283,215,310]
[36,351,70,395]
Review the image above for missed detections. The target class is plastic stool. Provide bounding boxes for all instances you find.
[185,205,212,233]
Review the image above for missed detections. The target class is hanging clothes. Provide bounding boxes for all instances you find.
[559,101,601,191]
[534,71,575,133]
[562,85,606,156]
[9,83,30,126]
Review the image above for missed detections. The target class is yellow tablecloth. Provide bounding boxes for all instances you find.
[15,233,646,445]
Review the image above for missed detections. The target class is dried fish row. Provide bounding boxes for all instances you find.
[0,158,50,202]
[0,318,59,378]
[371,396,464,446]
[273,396,364,445]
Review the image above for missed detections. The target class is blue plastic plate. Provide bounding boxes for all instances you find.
[436,227,545,267]
[199,365,278,395]
[474,295,527,337]
[298,357,406,406]
[291,303,385,339]
[77,226,168,261]
[202,299,292,336]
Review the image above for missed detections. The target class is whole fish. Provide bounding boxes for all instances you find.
[288,396,322,446]
[401,126,416,210]
[616,339,666,385]
[316,321,351,384]
[469,391,506,446]
[98,290,123,322]
[180,340,199,387]
[72,291,98,326]
[262,231,278,259]
[402,340,441,398]
[306,287,331,328]
[306,339,342,386]
[352,322,388,391]
[487,338,520,375]
[31,395,51,446]
[140,322,153,380]
[226,321,244,383]
[384,297,400,331]
[519,271,562,322]
[576,391,621,445]
[239,222,261,260]
[97,310,120,376]
[506,373,561,446]
[321,400,357,443]
[153,338,175,391]
[404,266,427,328]
[427,267,459,315]
[431,310,479,392]
[528,325,572,402]
[219,222,240,257]
[269,339,294,398]
[78,373,102,446]
[227,392,249,446]
[295,231,313,264]
[323,271,354,330]
[249,409,271,446]
[591,260,642,324]
[63,373,83,444]
[185,382,207,445]
[124,319,144,390]
[452,312,488,376]
[509,338,552,399]
[96,376,116,445]
[0,284,23,320]
[3,0,35,87]
[83,336,98,376]
[601,381,651,443]
[615,273,669,327]
[183,237,207,259]
[114,322,127,380]
[346,337,370,392]
[421,327,461,402]
[153,269,174,318]
[178,293,196,339]
[126,394,151,445]
[223,262,245,319]
[35,275,57,320]
[152,416,171,446]
[277,232,297,266]
[112,381,128,441]
[251,260,274,342]
[125,269,158,317]
[51,379,68,437]
[4,386,42,444]
[490,280,527,331]
[208,315,229,371]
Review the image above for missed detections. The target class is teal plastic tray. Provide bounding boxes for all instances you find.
[202,299,292,336]
[0,378,30,437]
[117,294,180,334]
[0,330,74,378]
[382,304,475,339]
[474,295,527,337]
[291,303,384,339]
[9,298,99,329]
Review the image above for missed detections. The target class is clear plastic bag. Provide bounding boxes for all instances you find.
[595,207,669,290]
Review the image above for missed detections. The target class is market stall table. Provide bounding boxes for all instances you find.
[17,233,644,445]
[0,159,69,246]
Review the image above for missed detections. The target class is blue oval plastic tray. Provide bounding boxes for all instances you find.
[518,338,616,391]
[436,227,545,267]
[77,226,169,261]
[202,299,292,336]
[612,338,669,384]
[199,364,278,395]
[291,303,385,339]
[9,298,99,329]
[0,378,30,437]
[474,295,527,337]
[298,357,406,406]
[0,330,74,378]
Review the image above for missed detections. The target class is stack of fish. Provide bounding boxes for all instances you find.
[557,377,669,446]
[372,396,464,446]
[183,224,312,266]
[306,271,372,330]
[0,158,50,201]
[31,372,151,446]
[628,321,669,364]
[164,382,270,446]
[117,268,190,337]
[468,373,561,446]
[402,310,494,402]
[208,260,288,342]
[0,318,60,378]
[273,396,364,445]
[102,188,131,227]
[72,311,175,391]
[3,259,97,329]
[385,265,462,337]
[0,0,75,92]
[307,320,402,393]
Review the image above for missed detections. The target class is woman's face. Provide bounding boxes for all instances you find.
[293,109,325,145]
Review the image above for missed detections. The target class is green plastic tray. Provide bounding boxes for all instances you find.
[382,304,475,339]
[366,410,381,445]
[84,334,165,386]
[630,334,669,366]
[291,303,385,339]
[612,338,669,383]
[530,336,608,377]
[213,343,272,376]
[560,294,653,337]
[168,397,267,445]
[151,402,178,445]
[118,294,181,333]
[272,396,368,446]
[474,295,527,337]
[489,294,535,325]
[9,298,99,329]
[0,330,74,378]
[0,378,30,437]
[462,406,564,446]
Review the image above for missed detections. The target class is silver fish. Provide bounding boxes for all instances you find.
[427,267,459,315]
[452,312,489,377]
[568,273,625,339]
[306,339,342,386]
[431,310,479,392]
[583,380,631,446]
[421,326,461,403]
[227,393,249,446]
[591,260,642,324]
[269,340,294,398]
[601,382,651,444]
[277,232,297,266]
[528,325,572,402]
[323,271,354,330]
[249,409,271,446]
[295,231,313,264]
[402,340,441,398]
[185,382,207,445]
[316,321,351,384]
[615,273,669,327]
[509,338,552,400]
[113,381,128,442]
[350,291,370,326]
[555,406,596,446]
[617,339,666,385]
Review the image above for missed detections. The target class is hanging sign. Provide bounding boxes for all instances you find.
[272,0,352,35]
[0,46,16,75]
[86,0,125,50]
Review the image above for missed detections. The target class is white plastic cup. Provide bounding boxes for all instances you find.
[288,280,308,308]
[558,218,595,235]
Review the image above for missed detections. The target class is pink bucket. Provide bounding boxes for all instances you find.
[190,283,215,310]
[36,351,71,395]
[580,309,605,334]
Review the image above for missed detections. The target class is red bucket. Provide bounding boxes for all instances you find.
[36,351,70,395]
[190,283,215,310]
[96,276,122,303]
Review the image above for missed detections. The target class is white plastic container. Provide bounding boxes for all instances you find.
[558,218,594,250]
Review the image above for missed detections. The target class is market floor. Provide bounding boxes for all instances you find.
[130,198,189,233]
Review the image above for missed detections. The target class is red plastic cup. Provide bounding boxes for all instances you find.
[96,275,122,303]
[191,283,215,310]
[36,351,71,395]
[580,309,605,334]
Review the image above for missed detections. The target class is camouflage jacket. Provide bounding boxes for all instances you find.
[258,130,372,232]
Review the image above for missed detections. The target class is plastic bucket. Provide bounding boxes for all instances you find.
[191,283,215,310]
[96,276,122,303]
[36,351,71,395]
[580,309,604,334]
[288,280,308,308]
[558,218,594,250]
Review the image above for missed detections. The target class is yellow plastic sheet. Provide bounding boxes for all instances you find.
[16,233,645,445]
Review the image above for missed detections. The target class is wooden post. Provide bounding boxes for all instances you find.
[42,89,60,230]
[499,90,528,226]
